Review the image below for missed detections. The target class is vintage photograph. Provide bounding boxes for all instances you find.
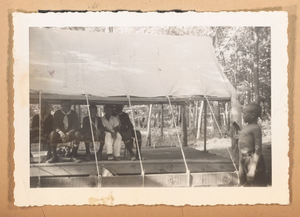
[29,26,271,188]
[13,12,288,206]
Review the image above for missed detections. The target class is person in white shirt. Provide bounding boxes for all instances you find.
[101,104,122,160]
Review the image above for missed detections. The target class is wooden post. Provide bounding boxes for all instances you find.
[189,103,192,129]
[181,104,188,147]
[225,102,229,131]
[227,103,231,132]
[78,105,82,128]
[194,101,198,129]
[196,101,204,140]
[74,105,79,128]
[146,104,152,146]
[161,104,164,138]
[204,101,207,151]
[177,105,181,126]
[157,108,161,128]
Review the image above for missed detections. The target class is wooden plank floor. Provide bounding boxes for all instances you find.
[30,146,236,177]
[30,172,239,188]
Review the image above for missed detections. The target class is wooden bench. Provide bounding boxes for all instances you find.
[30,136,49,151]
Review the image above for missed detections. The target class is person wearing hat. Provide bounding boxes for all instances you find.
[114,105,143,161]
[47,100,81,163]
[101,104,122,160]
[30,101,53,159]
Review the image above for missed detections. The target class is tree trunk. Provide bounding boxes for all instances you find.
[234,49,238,88]
[212,101,221,127]
[194,101,198,129]
[253,27,260,104]
[181,104,188,147]
[177,106,181,126]
[137,116,141,128]
[225,102,230,131]
[188,103,192,129]
[157,109,161,128]
[196,101,204,140]
[146,104,152,146]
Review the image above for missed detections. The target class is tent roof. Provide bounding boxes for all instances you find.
[29,28,235,104]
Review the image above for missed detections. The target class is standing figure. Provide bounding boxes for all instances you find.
[238,102,267,186]
[114,105,143,161]
[47,100,81,163]
[100,104,122,161]
[80,104,105,161]
[30,101,53,158]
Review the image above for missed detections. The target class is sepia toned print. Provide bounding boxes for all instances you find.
[13,12,288,206]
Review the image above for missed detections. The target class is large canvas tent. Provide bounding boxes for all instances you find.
[29,27,236,104]
[29,27,239,187]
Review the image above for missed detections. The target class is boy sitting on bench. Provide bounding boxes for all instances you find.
[79,104,105,161]
[30,101,53,158]
[238,102,267,186]
[113,105,143,161]
[100,104,122,161]
[46,100,81,163]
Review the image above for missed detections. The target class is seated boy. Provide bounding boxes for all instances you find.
[30,101,53,158]
[79,104,105,161]
[47,100,81,163]
[113,105,143,161]
[238,102,267,186]
[100,104,122,161]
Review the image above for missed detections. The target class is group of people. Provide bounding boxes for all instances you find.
[30,99,267,186]
[30,100,143,163]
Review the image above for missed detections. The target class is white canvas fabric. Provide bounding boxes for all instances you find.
[29,27,236,101]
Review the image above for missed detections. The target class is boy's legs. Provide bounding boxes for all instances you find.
[251,155,267,187]
[68,131,81,162]
[97,132,105,160]
[239,154,267,187]
[83,132,92,161]
[120,130,135,159]
[238,158,248,186]
[30,130,39,158]
[113,132,122,159]
[47,131,60,163]
[134,130,143,159]
[104,132,114,160]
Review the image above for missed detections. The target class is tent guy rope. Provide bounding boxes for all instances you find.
[204,96,239,174]
[166,96,191,186]
[85,94,101,187]
[127,95,145,186]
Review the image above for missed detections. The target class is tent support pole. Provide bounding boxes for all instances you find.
[127,95,145,186]
[161,104,163,139]
[204,100,207,152]
[146,104,152,146]
[78,105,81,129]
[37,90,42,188]
[205,96,239,174]
[166,96,190,186]
[181,104,187,147]
[84,94,101,187]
